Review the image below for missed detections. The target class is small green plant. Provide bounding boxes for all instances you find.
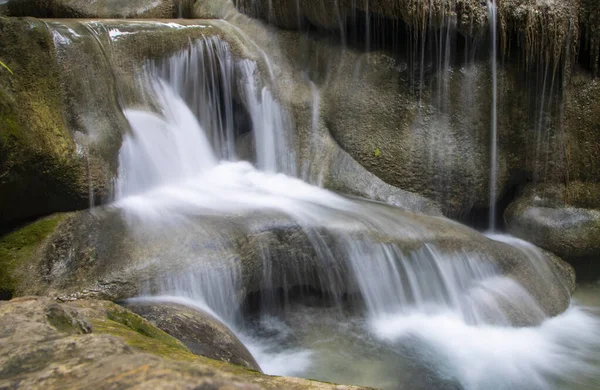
[374,147,381,158]
[0,60,13,75]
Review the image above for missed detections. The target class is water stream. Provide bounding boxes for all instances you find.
[488,0,498,231]
[112,34,600,390]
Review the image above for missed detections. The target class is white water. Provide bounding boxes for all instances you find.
[113,37,600,389]
[488,0,498,231]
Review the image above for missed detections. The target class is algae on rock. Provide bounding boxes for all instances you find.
[0,214,65,299]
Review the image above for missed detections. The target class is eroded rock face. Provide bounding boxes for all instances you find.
[505,182,600,264]
[0,297,360,389]
[123,300,262,371]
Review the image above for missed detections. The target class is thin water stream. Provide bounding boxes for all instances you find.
[488,0,498,231]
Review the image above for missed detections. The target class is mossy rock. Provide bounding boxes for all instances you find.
[0,214,66,300]
[0,17,111,225]
[123,301,263,371]
[0,17,239,227]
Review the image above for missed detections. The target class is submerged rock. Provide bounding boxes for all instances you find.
[505,182,600,264]
[123,300,262,371]
[0,296,360,389]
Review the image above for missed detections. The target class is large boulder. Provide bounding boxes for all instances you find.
[0,18,112,225]
[123,300,262,371]
[6,0,184,18]
[505,182,600,264]
[0,296,360,389]
[2,192,575,325]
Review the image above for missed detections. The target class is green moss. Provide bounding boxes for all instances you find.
[45,304,90,334]
[91,316,200,360]
[88,304,254,373]
[0,18,92,224]
[0,214,64,298]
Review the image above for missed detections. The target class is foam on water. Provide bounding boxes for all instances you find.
[371,305,600,389]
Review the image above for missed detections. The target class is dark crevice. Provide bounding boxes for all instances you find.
[459,181,522,232]
[241,286,361,319]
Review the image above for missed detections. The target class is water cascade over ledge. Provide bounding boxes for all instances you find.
[108,35,600,390]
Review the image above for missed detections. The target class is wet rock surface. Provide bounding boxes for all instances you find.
[123,300,262,371]
[505,182,600,264]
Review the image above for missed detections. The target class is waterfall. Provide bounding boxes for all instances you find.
[237,59,296,174]
[140,36,295,174]
[115,35,568,327]
[111,34,600,389]
[488,0,498,230]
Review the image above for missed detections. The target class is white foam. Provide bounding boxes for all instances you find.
[372,305,600,389]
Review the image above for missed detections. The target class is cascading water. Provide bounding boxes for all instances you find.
[488,0,498,231]
[113,36,600,389]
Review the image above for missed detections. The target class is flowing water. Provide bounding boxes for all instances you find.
[488,0,498,231]
[112,36,600,390]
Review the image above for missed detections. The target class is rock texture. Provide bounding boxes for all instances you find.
[0,18,236,225]
[233,0,582,71]
[0,296,362,389]
[505,182,600,264]
[6,0,184,18]
[0,18,111,224]
[123,300,262,371]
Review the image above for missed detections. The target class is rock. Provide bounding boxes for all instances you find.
[6,0,182,18]
[505,182,600,264]
[0,297,362,389]
[233,0,487,32]
[234,0,581,71]
[123,300,262,371]
[0,18,111,225]
[0,214,66,300]
[3,192,575,326]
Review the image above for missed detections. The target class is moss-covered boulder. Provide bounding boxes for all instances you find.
[123,300,262,371]
[0,214,66,299]
[0,297,365,389]
[0,18,112,225]
[505,182,600,264]
[6,0,183,18]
